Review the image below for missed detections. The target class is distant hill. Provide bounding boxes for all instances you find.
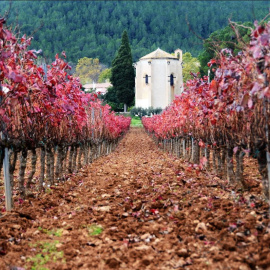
[0,1,269,67]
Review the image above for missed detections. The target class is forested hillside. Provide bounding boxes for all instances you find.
[0,1,269,66]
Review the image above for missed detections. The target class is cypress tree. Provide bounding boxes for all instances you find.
[111,30,135,112]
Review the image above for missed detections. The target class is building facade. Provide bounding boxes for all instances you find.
[135,48,183,109]
[83,82,112,95]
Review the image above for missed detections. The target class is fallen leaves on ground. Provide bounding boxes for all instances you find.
[0,128,269,269]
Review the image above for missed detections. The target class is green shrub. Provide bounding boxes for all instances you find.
[130,107,162,119]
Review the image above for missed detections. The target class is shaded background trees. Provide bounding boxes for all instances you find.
[0,1,268,67]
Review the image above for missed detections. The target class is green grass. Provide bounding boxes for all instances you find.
[27,241,65,270]
[38,227,63,237]
[131,116,143,127]
[87,224,104,236]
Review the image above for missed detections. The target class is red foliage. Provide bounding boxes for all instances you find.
[143,21,270,156]
[0,18,130,149]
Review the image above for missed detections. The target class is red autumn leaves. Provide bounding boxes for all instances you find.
[0,18,130,149]
[143,21,270,157]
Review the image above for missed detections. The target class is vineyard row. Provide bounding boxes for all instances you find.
[143,20,270,200]
[1,138,121,199]
[0,17,130,208]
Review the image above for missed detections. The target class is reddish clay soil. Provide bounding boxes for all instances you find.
[0,128,270,270]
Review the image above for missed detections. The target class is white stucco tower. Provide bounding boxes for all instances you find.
[135,48,183,109]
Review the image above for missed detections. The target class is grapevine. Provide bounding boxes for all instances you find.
[0,17,130,198]
[143,20,270,200]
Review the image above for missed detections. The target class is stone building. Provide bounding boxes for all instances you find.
[134,48,183,109]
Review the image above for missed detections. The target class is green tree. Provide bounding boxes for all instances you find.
[182,52,200,82]
[98,68,111,83]
[0,1,268,66]
[198,22,253,76]
[110,30,135,112]
[75,57,101,84]
[104,87,124,112]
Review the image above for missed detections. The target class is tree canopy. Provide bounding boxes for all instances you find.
[198,22,253,76]
[98,68,111,83]
[182,52,200,82]
[104,87,124,112]
[75,57,102,84]
[0,1,269,66]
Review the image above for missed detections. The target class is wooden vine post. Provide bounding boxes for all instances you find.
[0,83,12,211]
[3,148,12,211]
[264,73,270,201]
[91,108,95,140]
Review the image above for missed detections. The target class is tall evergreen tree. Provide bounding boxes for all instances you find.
[110,30,135,112]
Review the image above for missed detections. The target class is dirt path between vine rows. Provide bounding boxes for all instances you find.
[1,128,270,270]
